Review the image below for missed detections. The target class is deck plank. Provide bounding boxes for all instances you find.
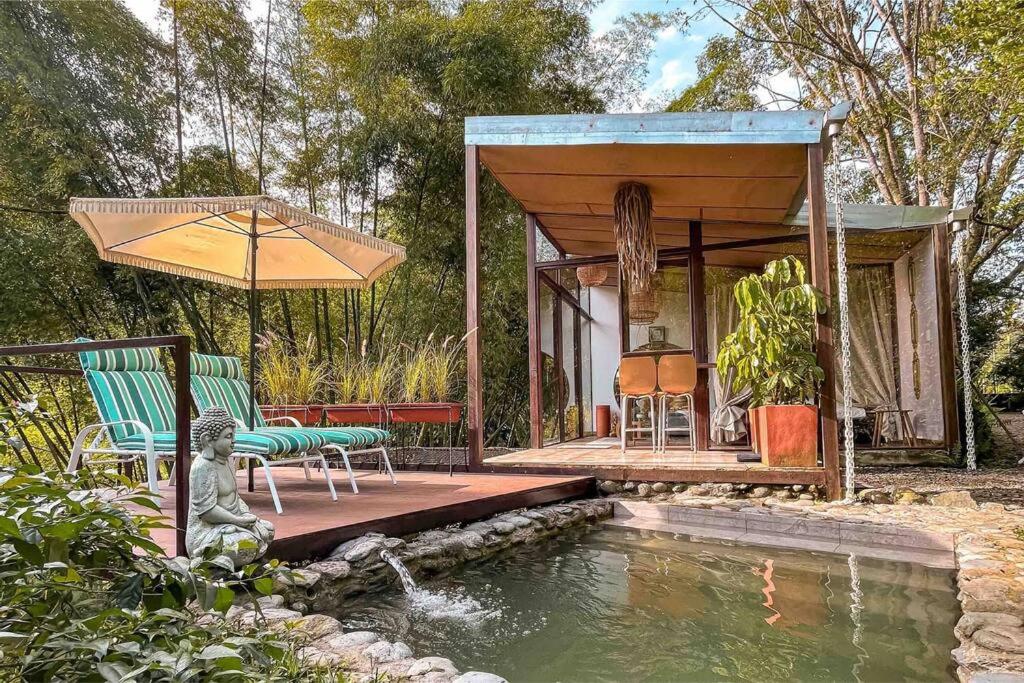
[142,470,593,562]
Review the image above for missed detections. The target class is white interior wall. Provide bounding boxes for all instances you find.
[590,284,621,418]
[893,233,945,441]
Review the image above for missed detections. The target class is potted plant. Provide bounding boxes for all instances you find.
[391,334,464,424]
[258,333,327,426]
[716,256,826,467]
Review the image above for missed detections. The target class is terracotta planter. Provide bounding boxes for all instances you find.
[595,405,611,439]
[323,404,388,424]
[388,402,463,424]
[748,406,763,453]
[750,404,819,467]
[260,405,324,426]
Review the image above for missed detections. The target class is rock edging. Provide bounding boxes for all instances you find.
[227,595,506,682]
[276,498,613,613]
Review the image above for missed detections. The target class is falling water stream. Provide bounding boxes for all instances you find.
[380,549,418,594]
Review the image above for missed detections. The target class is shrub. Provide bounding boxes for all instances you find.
[0,464,337,680]
[717,256,826,406]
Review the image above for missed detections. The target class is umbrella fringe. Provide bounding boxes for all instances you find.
[69,196,406,259]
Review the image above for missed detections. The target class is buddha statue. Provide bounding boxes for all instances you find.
[185,407,274,568]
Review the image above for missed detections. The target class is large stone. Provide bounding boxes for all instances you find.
[599,480,623,494]
[651,482,669,493]
[622,481,637,492]
[320,630,380,653]
[961,578,1024,615]
[749,486,770,499]
[363,640,414,663]
[408,657,460,677]
[289,614,343,641]
[857,488,892,504]
[344,540,385,563]
[672,484,687,493]
[305,560,352,581]
[893,488,926,505]
[958,613,1024,638]
[453,673,509,683]
[975,628,1024,655]
[636,483,653,497]
[491,521,516,535]
[931,490,978,509]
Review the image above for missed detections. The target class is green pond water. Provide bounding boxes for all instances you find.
[340,525,959,682]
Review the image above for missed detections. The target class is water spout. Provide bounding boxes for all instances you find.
[380,548,417,594]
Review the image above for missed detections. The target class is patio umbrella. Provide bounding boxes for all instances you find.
[68,194,406,456]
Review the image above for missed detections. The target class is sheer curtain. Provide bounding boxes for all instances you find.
[707,268,753,443]
[842,265,899,438]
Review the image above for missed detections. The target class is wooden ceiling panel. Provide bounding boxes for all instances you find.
[480,144,807,178]
[504,174,802,213]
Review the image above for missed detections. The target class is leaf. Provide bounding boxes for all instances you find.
[253,576,273,596]
[213,586,235,612]
[197,644,240,660]
[0,515,20,539]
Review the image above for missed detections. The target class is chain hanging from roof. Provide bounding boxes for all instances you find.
[613,182,657,293]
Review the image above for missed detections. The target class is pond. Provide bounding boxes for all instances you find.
[340,525,959,682]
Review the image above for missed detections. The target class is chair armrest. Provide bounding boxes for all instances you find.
[264,415,303,427]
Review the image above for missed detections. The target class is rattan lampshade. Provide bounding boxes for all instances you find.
[628,284,661,324]
[576,264,609,288]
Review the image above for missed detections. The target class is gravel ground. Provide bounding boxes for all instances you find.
[857,466,1024,505]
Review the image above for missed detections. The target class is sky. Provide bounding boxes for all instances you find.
[124,0,738,110]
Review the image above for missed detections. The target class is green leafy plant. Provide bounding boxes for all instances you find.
[258,333,329,405]
[0,460,347,680]
[716,256,826,407]
[401,334,466,403]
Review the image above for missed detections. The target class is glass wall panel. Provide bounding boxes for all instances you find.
[628,263,691,352]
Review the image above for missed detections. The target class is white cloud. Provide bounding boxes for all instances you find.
[650,59,695,93]
[658,26,679,40]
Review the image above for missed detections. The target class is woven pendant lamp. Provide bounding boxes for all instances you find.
[576,264,609,288]
[613,181,657,292]
[628,283,661,325]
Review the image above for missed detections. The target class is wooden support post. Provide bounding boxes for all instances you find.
[688,221,710,451]
[465,145,484,469]
[172,336,191,557]
[552,292,565,443]
[526,214,543,449]
[807,143,842,501]
[933,223,960,451]
[573,300,584,439]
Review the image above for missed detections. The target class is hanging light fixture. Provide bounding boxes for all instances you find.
[576,264,609,288]
[628,283,661,325]
[613,181,657,292]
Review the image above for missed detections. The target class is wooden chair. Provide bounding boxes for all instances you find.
[619,356,659,453]
[657,354,697,452]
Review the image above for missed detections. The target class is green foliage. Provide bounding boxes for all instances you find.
[0,464,337,681]
[716,257,826,407]
[666,35,762,112]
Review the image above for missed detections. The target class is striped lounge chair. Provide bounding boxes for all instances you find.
[189,353,396,495]
[67,342,335,513]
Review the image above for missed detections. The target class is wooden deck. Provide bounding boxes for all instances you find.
[144,470,594,561]
[484,444,827,487]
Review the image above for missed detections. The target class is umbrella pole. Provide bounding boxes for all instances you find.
[248,209,259,492]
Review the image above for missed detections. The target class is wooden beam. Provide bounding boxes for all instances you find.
[171,336,191,557]
[526,214,544,449]
[552,291,565,443]
[807,143,842,501]
[688,221,710,451]
[573,298,584,439]
[538,271,593,321]
[933,223,959,450]
[465,145,484,469]
[535,234,809,270]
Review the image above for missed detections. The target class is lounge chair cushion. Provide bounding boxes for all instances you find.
[77,340,176,444]
[190,352,267,428]
[118,428,325,456]
[189,353,389,448]
[261,426,389,448]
